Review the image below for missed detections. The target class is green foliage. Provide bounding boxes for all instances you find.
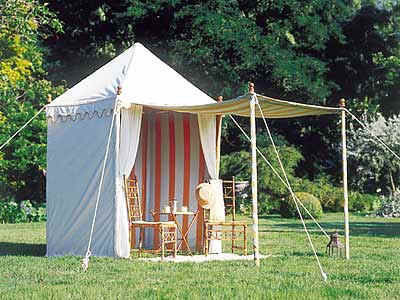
[294,177,380,212]
[0,199,46,223]
[347,113,400,195]
[376,189,400,218]
[349,191,381,212]
[45,0,400,192]
[292,176,342,212]
[220,144,303,214]
[280,192,323,219]
[0,0,64,202]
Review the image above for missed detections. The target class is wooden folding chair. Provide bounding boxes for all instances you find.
[203,177,248,255]
[124,175,177,259]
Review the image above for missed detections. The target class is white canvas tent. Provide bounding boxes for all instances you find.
[46,43,343,259]
[46,43,224,258]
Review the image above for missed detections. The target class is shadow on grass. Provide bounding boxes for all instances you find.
[260,217,400,238]
[0,242,46,257]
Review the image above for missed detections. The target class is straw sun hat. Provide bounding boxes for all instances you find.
[195,182,213,209]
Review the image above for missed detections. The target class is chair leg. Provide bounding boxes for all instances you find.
[138,227,144,257]
[161,226,165,261]
[174,227,177,258]
[244,225,247,256]
[205,225,209,256]
[131,225,136,250]
[231,224,234,254]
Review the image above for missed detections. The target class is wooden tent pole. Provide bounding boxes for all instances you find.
[249,83,260,267]
[340,98,350,259]
[216,96,223,176]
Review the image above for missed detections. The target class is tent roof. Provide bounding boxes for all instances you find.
[47,43,342,120]
[48,43,215,108]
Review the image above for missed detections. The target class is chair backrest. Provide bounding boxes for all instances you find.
[124,175,142,222]
[223,177,236,221]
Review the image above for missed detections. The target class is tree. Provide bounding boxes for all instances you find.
[46,0,400,183]
[347,113,400,194]
[0,0,63,202]
[220,142,303,213]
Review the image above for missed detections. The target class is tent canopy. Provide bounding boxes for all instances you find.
[146,94,342,118]
[46,42,341,121]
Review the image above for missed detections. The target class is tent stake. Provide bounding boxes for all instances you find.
[249,83,260,267]
[340,99,350,259]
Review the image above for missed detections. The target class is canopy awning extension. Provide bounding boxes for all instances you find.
[143,94,342,118]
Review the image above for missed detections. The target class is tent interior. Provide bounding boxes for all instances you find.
[131,108,219,252]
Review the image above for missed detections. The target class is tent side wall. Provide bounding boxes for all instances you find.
[46,111,118,257]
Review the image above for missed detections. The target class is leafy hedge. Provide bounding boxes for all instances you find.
[0,199,46,223]
[280,192,323,219]
[221,148,380,215]
[293,178,380,212]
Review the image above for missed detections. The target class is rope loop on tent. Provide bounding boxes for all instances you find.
[0,105,46,151]
[228,115,329,239]
[345,108,400,162]
[82,99,119,271]
[81,250,91,272]
[255,98,327,281]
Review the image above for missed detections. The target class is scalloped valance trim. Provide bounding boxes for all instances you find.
[47,108,114,122]
[46,98,116,123]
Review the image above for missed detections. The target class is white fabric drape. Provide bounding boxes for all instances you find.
[119,105,143,176]
[198,114,217,179]
[198,114,224,254]
[115,105,143,257]
[208,179,225,222]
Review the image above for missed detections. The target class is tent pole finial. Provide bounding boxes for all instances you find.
[248,82,255,94]
[47,94,52,103]
[339,98,350,260]
[117,86,122,95]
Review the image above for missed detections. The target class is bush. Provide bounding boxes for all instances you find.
[0,199,46,223]
[220,144,303,215]
[293,177,344,212]
[280,192,323,219]
[294,177,380,213]
[376,190,400,218]
[349,191,380,212]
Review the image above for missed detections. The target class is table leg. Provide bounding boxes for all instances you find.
[174,215,193,255]
[179,211,199,255]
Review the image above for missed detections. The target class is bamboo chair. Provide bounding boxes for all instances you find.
[124,175,177,260]
[203,177,248,255]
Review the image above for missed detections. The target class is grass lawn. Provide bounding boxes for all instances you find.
[1,213,399,299]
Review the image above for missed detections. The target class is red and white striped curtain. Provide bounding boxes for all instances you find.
[132,111,209,251]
